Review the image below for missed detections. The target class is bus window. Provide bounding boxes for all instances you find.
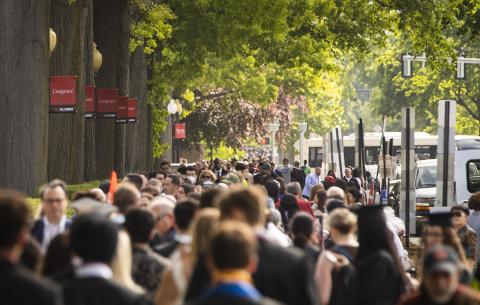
[344,147,355,167]
[308,147,322,167]
[467,160,480,193]
[415,146,435,160]
[365,147,380,165]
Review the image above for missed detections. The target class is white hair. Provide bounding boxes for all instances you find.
[326,186,345,200]
[150,196,175,214]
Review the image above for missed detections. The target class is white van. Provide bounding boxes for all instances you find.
[415,150,480,215]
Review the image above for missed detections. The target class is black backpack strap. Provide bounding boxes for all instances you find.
[331,245,354,262]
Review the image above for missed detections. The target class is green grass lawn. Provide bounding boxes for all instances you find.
[27,181,102,218]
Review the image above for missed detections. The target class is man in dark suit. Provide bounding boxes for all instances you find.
[186,186,319,305]
[0,190,62,305]
[31,179,71,253]
[190,221,281,305]
[64,212,147,305]
[342,167,360,190]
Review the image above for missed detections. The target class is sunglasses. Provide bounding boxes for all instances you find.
[452,211,464,217]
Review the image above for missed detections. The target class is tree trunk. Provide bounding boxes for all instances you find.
[146,104,154,170]
[126,46,148,173]
[84,0,96,181]
[93,0,130,179]
[48,0,87,184]
[0,0,51,195]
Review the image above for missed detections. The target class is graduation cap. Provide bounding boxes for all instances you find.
[427,212,453,227]
[353,204,384,217]
[354,205,386,228]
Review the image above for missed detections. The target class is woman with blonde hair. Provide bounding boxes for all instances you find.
[315,208,358,305]
[156,208,220,305]
[198,170,217,186]
[111,230,144,294]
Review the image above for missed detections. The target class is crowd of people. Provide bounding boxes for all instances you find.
[2,157,480,305]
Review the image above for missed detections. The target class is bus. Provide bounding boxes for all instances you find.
[297,132,480,168]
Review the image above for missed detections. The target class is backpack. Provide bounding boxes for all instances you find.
[328,245,357,305]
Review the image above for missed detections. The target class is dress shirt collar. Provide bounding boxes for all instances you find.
[75,262,113,279]
[43,215,67,228]
[175,233,192,244]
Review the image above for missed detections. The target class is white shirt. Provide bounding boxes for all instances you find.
[302,173,322,198]
[75,262,113,279]
[41,215,67,253]
[386,221,409,268]
[264,222,291,247]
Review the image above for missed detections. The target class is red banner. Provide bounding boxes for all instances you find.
[96,88,118,118]
[127,98,137,123]
[85,85,95,118]
[116,96,129,123]
[49,76,77,113]
[175,123,186,139]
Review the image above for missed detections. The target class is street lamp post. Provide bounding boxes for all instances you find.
[167,99,178,163]
[298,122,307,164]
[268,119,280,165]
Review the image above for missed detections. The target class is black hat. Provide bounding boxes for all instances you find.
[423,245,459,275]
[70,212,118,263]
[427,212,453,227]
[354,204,384,217]
[354,205,386,227]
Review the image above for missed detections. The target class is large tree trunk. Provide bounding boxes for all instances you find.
[126,46,148,173]
[84,0,96,181]
[48,0,87,184]
[93,0,130,179]
[146,104,154,171]
[0,0,51,195]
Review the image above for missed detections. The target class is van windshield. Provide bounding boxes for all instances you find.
[416,166,437,188]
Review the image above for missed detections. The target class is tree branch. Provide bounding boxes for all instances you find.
[457,98,480,121]
[194,89,232,101]
[373,0,394,9]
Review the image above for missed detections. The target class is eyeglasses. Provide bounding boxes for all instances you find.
[43,198,64,204]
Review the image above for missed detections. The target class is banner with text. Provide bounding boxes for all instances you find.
[128,98,137,123]
[116,96,129,123]
[49,76,77,113]
[96,88,118,118]
[85,85,95,118]
[175,123,186,139]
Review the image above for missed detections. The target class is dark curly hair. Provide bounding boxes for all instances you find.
[468,192,480,211]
